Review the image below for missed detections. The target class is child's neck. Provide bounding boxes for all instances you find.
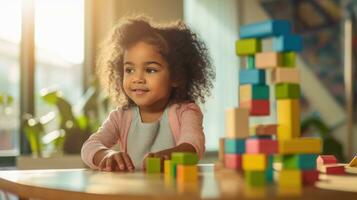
[138,103,168,123]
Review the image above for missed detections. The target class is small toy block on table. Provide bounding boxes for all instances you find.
[239,69,266,85]
[239,19,291,39]
[236,38,262,56]
[281,51,296,67]
[146,157,161,174]
[316,155,338,171]
[177,165,198,183]
[266,155,274,183]
[271,68,300,84]
[278,138,322,154]
[243,154,267,171]
[164,160,172,177]
[171,152,198,165]
[239,84,269,102]
[277,169,302,188]
[277,99,300,140]
[255,52,282,69]
[225,108,249,138]
[318,164,346,175]
[273,35,303,52]
[245,171,266,187]
[275,83,301,99]
[302,170,319,185]
[252,124,277,136]
[224,154,242,170]
[239,100,270,116]
[282,154,318,170]
[224,138,246,154]
[247,55,255,69]
[245,138,278,154]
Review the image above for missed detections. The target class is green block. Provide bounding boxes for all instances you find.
[146,157,161,173]
[282,51,296,67]
[236,38,262,56]
[170,162,177,178]
[245,171,266,187]
[247,55,255,69]
[275,83,300,99]
[266,155,274,183]
[171,152,198,165]
[282,154,318,170]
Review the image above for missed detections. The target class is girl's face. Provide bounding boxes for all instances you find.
[123,41,175,111]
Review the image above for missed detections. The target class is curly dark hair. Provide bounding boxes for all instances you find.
[97,15,215,108]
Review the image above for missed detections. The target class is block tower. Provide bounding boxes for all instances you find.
[221,20,322,190]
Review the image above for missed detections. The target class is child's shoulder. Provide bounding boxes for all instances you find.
[107,106,133,119]
[170,101,202,113]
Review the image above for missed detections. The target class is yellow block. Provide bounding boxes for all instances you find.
[239,85,252,102]
[279,138,322,154]
[271,68,300,84]
[225,108,249,138]
[243,154,267,171]
[164,160,171,177]
[278,169,301,188]
[177,165,198,183]
[255,52,281,69]
[277,99,300,140]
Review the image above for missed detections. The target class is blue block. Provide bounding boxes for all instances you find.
[273,35,303,52]
[224,138,245,154]
[239,20,291,39]
[239,69,266,85]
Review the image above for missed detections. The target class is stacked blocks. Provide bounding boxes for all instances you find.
[171,153,199,183]
[223,19,323,189]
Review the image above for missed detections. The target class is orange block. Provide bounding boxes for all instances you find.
[255,52,282,69]
[271,68,300,84]
[225,108,249,138]
[177,165,198,183]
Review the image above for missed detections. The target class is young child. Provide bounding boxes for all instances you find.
[81,15,214,172]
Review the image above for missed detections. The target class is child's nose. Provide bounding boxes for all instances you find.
[132,71,145,83]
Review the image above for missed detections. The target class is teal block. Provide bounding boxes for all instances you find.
[273,35,302,52]
[282,154,318,170]
[171,152,198,165]
[266,155,274,183]
[224,138,246,154]
[275,83,300,99]
[239,69,266,85]
[147,157,161,173]
[251,85,269,100]
[245,171,266,187]
[247,56,255,69]
[239,20,291,39]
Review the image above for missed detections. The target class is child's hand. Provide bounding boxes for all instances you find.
[142,152,170,172]
[98,151,135,172]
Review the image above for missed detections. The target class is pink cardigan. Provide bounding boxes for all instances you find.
[81,103,205,169]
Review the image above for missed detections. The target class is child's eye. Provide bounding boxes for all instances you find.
[146,68,158,73]
[125,68,134,74]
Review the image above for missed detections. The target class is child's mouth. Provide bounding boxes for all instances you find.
[132,89,149,95]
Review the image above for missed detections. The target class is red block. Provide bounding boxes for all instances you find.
[302,170,319,185]
[316,155,338,170]
[224,154,242,170]
[245,139,278,154]
[240,100,270,116]
[322,164,345,175]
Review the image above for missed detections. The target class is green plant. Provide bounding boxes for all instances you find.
[23,82,110,157]
[301,114,345,162]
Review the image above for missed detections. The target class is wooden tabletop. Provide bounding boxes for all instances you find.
[0,164,356,200]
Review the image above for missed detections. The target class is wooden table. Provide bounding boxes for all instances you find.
[0,164,356,200]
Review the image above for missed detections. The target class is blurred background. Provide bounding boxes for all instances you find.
[0,0,356,169]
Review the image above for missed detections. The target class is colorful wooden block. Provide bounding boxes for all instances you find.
[266,155,274,183]
[255,124,277,136]
[279,138,322,154]
[170,162,177,178]
[302,170,319,185]
[224,138,246,154]
[271,68,300,84]
[275,83,300,99]
[239,69,266,85]
[247,55,255,69]
[146,157,161,173]
[316,155,338,171]
[273,35,303,52]
[177,165,198,183]
[171,152,198,165]
[219,138,225,163]
[164,160,172,176]
[240,100,270,116]
[239,84,269,102]
[243,154,267,171]
[282,154,318,170]
[245,171,266,187]
[224,154,242,170]
[277,99,300,140]
[319,164,346,174]
[225,108,249,138]
[245,139,278,154]
[282,51,296,67]
[255,52,282,69]
[236,38,262,56]
[239,20,291,39]
[278,169,302,188]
